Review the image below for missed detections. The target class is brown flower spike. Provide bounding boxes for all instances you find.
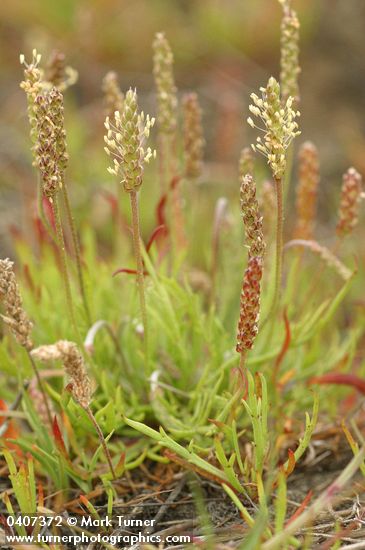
[294,141,320,240]
[153,32,178,135]
[236,256,263,352]
[336,168,363,238]
[0,259,33,351]
[240,174,266,257]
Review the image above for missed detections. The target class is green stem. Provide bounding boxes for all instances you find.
[61,182,91,324]
[262,176,284,327]
[52,196,77,335]
[85,405,116,479]
[273,176,284,316]
[129,191,148,356]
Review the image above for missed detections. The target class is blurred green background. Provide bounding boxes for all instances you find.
[0,0,364,257]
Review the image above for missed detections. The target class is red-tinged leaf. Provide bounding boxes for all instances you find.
[285,490,313,526]
[52,416,68,457]
[284,448,296,477]
[309,373,365,395]
[146,225,167,252]
[156,194,168,228]
[112,267,148,277]
[273,309,291,386]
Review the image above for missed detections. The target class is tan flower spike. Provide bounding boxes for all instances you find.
[247,77,300,179]
[31,340,92,408]
[0,259,33,351]
[104,88,155,193]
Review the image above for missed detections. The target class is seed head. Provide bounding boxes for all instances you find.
[48,87,69,172]
[102,71,124,119]
[153,32,178,135]
[0,259,33,351]
[240,174,266,257]
[247,76,300,179]
[239,147,254,179]
[104,88,155,193]
[182,92,205,179]
[280,1,300,103]
[236,256,263,353]
[294,141,320,239]
[34,90,63,199]
[31,340,92,408]
[336,168,363,238]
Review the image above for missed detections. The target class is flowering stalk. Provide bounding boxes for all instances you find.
[153,33,185,251]
[247,77,300,319]
[279,0,300,104]
[48,87,91,324]
[20,51,56,243]
[104,89,155,354]
[336,167,363,239]
[182,92,205,180]
[33,90,77,334]
[153,32,177,191]
[294,141,320,239]
[236,256,263,369]
[240,174,266,258]
[236,173,265,369]
[0,259,53,428]
[31,340,116,479]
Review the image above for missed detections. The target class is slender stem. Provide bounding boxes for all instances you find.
[84,405,116,479]
[262,176,284,328]
[129,191,148,355]
[61,183,91,324]
[27,350,53,428]
[52,196,77,335]
[273,176,284,315]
